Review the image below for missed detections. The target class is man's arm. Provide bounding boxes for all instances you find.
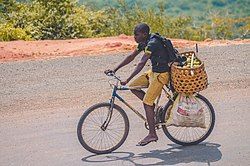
[121,53,150,85]
[113,49,140,73]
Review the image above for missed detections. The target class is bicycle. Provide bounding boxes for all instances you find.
[77,72,215,154]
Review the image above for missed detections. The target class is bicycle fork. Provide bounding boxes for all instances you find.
[101,85,117,131]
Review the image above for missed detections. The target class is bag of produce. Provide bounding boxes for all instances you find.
[168,93,206,128]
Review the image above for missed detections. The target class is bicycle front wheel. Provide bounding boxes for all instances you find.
[77,102,129,154]
[161,94,215,146]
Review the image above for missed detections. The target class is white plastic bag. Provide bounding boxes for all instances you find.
[169,93,206,128]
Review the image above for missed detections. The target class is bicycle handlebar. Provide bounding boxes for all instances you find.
[104,70,121,82]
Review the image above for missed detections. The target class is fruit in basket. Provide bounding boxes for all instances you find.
[194,59,201,65]
[180,57,201,68]
[194,60,199,63]
[194,64,200,67]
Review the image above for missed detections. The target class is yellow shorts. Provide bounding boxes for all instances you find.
[129,70,170,106]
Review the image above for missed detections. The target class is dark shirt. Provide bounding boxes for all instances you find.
[137,34,170,73]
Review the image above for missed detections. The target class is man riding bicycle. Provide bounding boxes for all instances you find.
[105,23,172,146]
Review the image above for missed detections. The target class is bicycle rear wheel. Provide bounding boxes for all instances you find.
[77,102,129,154]
[161,94,215,146]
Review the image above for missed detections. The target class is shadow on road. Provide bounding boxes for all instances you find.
[82,142,222,165]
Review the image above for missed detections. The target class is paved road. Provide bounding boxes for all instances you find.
[1,44,250,166]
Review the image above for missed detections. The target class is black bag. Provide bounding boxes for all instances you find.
[152,33,180,63]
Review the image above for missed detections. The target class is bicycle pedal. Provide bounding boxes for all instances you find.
[155,123,162,130]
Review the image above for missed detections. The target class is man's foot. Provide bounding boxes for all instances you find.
[136,135,158,146]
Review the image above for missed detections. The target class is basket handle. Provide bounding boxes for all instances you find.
[190,52,195,76]
[190,44,199,76]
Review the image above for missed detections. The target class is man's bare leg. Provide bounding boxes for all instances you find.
[131,89,158,145]
[140,103,158,144]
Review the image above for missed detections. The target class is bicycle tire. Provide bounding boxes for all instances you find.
[161,94,215,146]
[77,102,129,154]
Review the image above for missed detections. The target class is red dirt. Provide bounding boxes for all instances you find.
[0,34,249,62]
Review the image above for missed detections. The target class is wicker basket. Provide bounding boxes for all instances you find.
[171,51,208,94]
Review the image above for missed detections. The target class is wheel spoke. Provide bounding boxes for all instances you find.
[85,114,101,126]
[105,131,117,146]
[109,113,122,126]
[85,130,101,145]
[105,130,120,143]
[109,129,123,140]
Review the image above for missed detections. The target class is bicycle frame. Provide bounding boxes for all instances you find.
[101,77,175,130]
[110,85,147,122]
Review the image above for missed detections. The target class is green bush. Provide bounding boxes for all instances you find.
[236,17,250,39]
[0,23,32,41]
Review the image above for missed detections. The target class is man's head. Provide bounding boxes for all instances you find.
[134,23,150,43]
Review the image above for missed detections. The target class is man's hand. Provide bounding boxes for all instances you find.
[104,69,115,75]
[120,79,129,86]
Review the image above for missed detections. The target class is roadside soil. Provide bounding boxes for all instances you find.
[0,34,249,62]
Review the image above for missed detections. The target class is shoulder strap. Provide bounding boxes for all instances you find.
[152,33,179,62]
[152,33,178,51]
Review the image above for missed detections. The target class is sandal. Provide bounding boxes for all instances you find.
[136,137,158,146]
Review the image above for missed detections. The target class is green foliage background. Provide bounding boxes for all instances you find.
[0,0,249,41]
[80,0,250,19]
